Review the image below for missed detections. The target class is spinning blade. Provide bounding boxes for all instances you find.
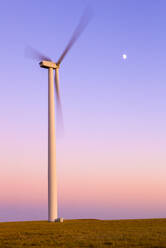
[55,68,64,135]
[25,46,52,62]
[57,7,93,65]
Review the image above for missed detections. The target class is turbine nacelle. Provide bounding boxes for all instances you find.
[40,61,58,69]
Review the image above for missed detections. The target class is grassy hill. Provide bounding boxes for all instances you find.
[0,218,166,247]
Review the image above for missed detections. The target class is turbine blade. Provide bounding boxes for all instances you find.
[25,46,52,61]
[55,68,64,136]
[57,6,93,65]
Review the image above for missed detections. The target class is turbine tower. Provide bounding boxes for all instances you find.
[26,8,92,222]
[40,61,59,222]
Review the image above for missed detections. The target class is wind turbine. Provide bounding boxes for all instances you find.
[26,9,92,222]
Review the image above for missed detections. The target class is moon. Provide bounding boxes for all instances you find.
[122,54,127,60]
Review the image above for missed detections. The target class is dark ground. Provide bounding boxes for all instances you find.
[0,218,166,247]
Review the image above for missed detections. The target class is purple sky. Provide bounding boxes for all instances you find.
[0,0,166,221]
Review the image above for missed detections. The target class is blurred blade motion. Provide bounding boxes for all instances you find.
[57,6,93,65]
[55,69,64,136]
[25,46,52,62]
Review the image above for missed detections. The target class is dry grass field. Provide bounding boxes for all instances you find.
[0,219,166,248]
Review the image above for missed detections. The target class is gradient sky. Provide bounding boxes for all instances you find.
[0,0,166,222]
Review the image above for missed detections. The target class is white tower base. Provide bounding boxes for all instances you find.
[55,218,64,223]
